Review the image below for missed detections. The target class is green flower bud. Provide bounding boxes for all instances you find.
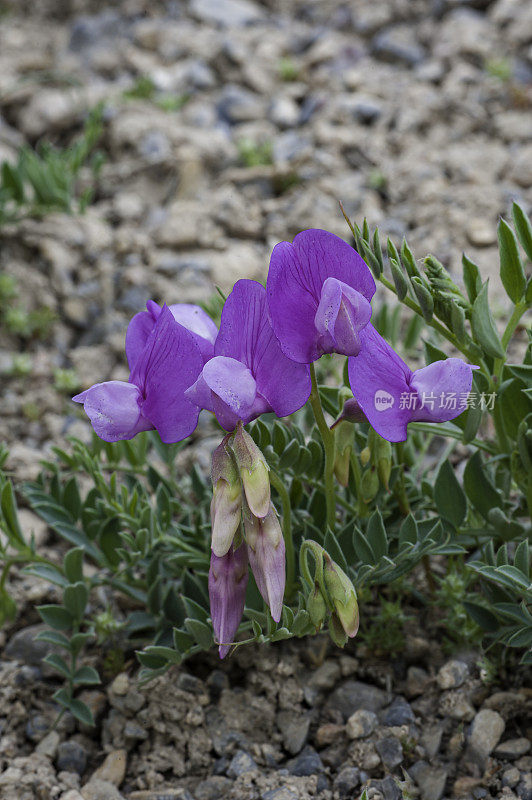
[210,439,243,557]
[375,435,392,491]
[328,612,348,648]
[361,467,379,502]
[360,446,371,467]
[307,583,327,630]
[232,422,270,518]
[323,555,359,639]
[333,420,354,488]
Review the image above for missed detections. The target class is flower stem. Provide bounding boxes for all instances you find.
[309,363,337,531]
[270,469,295,598]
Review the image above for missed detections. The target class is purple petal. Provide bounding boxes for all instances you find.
[267,229,376,363]
[131,305,203,443]
[209,543,248,659]
[216,279,311,418]
[125,304,159,372]
[168,303,218,363]
[314,277,372,357]
[348,324,413,442]
[410,358,476,423]
[73,381,152,442]
[246,508,285,623]
[203,356,257,416]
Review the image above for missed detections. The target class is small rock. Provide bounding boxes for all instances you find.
[190,0,264,27]
[270,97,300,129]
[91,750,126,787]
[109,673,129,696]
[409,761,448,800]
[277,712,310,755]
[510,145,532,189]
[346,709,378,739]
[218,85,265,124]
[57,740,88,776]
[5,624,60,667]
[287,745,324,776]
[372,26,426,67]
[124,720,148,742]
[405,666,430,698]
[469,709,505,763]
[315,723,343,747]
[437,660,469,690]
[194,777,233,800]
[440,690,476,721]
[375,736,404,769]
[327,680,390,720]
[227,749,257,777]
[352,98,382,125]
[494,738,531,760]
[382,697,415,726]
[262,790,298,800]
[517,773,532,800]
[80,778,125,800]
[466,220,497,248]
[502,767,520,788]
[421,723,444,759]
[365,776,402,800]
[35,730,60,759]
[334,766,360,797]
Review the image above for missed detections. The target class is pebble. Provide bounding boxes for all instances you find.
[469,709,505,762]
[333,766,360,797]
[405,666,430,698]
[35,730,60,759]
[365,776,402,800]
[277,711,310,755]
[502,767,521,788]
[372,25,426,67]
[262,790,298,800]
[346,709,378,739]
[466,219,497,248]
[226,749,257,777]
[436,660,469,690]
[382,697,416,726]
[287,745,324,776]
[109,673,129,697]
[375,736,404,769]
[80,778,125,800]
[327,680,390,720]
[494,738,531,760]
[90,749,127,787]
[517,774,532,800]
[409,760,448,800]
[194,777,233,800]
[5,624,58,667]
[56,740,88,776]
[190,0,264,27]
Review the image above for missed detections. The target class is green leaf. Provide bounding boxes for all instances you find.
[324,528,348,572]
[463,601,499,632]
[399,514,418,548]
[62,477,82,520]
[279,439,300,469]
[63,582,88,622]
[498,218,526,303]
[470,281,504,359]
[366,509,388,560]
[34,630,70,649]
[23,563,68,587]
[412,277,434,321]
[173,627,194,653]
[514,540,530,578]
[353,527,375,564]
[64,548,84,584]
[37,604,73,631]
[184,618,213,649]
[142,646,181,664]
[1,482,25,549]
[499,379,532,440]
[72,665,101,686]
[512,202,532,262]
[434,460,467,528]
[68,698,95,726]
[462,254,482,303]
[463,452,501,519]
[43,653,71,678]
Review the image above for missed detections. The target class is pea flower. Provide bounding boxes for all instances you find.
[244,504,285,623]
[348,324,476,442]
[73,306,203,443]
[209,542,249,659]
[186,279,311,430]
[266,229,376,363]
[126,299,217,368]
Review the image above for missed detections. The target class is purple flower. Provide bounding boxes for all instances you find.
[186,279,311,431]
[73,306,203,443]
[209,542,249,659]
[266,229,376,363]
[348,324,476,442]
[244,505,285,623]
[125,300,218,368]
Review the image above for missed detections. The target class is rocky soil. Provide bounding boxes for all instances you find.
[1,0,531,798]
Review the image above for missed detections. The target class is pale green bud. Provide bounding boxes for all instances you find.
[333,420,354,488]
[323,555,359,639]
[328,611,348,648]
[375,435,392,491]
[361,467,379,502]
[210,439,242,557]
[360,446,371,467]
[232,421,270,518]
[307,583,327,630]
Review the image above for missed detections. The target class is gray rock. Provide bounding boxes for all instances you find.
[272,132,311,165]
[437,660,469,690]
[5,625,59,667]
[277,711,310,755]
[56,740,88,776]
[420,723,445,759]
[334,766,360,797]
[382,697,415,726]
[326,680,390,720]
[494,738,531,759]
[138,131,172,163]
[227,749,257,777]
[372,26,426,67]
[502,767,520,788]
[262,790,298,800]
[270,97,300,129]
[69,11,123,51]
[190,0,264,27]
[352,99,382,125]
[194,777,233,800]
[517,773,532,800]
[409,761,448,800]
[365,776,402,800]
[375,736,404,769]
[469,709,505,763]
[346,709,378,739]
[79,779,125,800]
[35,730,60,759]
[124,720,148,742]
[287,745,324,776]
[218,85,265,124]
[26,713,51,742]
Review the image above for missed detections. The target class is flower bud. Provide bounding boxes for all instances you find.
[333,420,354,488]
[209,543,249,659]
[360,446,371,467]
[332,397,367,428]
[328,611,348,648]
[375,435,392,491]
[361,466,379,502]
[323,555,359,638]
[245,504,285,623]
[210,438,242,557]
[232,421,270,518]
[307,583,327,630]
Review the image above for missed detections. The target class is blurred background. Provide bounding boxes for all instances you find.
[0,0,531,479]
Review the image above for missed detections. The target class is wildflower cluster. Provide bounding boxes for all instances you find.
[74,229,476,656]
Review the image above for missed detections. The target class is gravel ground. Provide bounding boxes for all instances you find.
[0,0,531,798]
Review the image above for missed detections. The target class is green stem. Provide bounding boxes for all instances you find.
[299,539,324,589]
[309,364,337,531]
[270,470,295,598]
[493,300,528,382]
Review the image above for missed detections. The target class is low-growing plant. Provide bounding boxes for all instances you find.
[0,105,104,226]
[0,204,530,727]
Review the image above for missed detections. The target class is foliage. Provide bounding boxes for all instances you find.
[122,75,189,113]
[0,205,530,724]
[0,105,104,226]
